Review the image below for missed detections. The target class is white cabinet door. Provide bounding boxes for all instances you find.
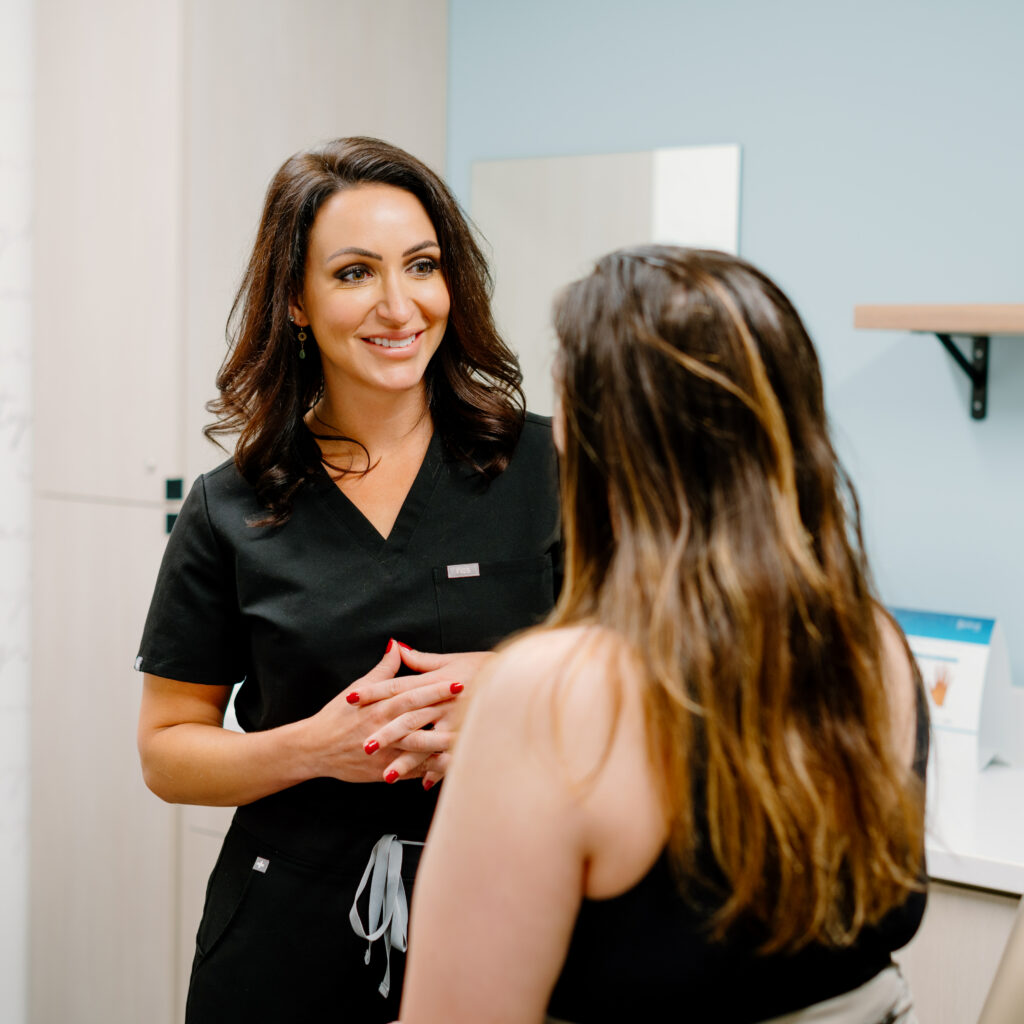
[896,880,1020,1023]
[32,0,184,504]
[30,499,178,1024]
[31,6,186,1022]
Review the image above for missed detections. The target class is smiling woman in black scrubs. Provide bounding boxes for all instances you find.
[135,137,560,1023]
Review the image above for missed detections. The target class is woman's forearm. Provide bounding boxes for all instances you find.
[139,716,318,806]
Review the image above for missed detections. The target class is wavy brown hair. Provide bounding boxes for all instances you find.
[551,246,925,951]
[206,137,524,524]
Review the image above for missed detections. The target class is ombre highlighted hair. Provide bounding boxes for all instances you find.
[550,246,925,951]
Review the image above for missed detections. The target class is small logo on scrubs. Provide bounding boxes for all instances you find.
[253,857,270,874]
[446,563,480,579]
[134,656,143,671]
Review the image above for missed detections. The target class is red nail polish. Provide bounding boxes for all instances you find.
[385,639,396,653]
[385,769,400,784]
[450,682,464,694]
[364,739,379,755]
[346,692,360,705]
[423,778,435,791]
[398,641,412,651]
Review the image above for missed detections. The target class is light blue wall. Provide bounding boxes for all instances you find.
[448,0,1024,684]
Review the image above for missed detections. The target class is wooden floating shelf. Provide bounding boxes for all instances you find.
[854,304,1024,336]
[853,304,1024,420]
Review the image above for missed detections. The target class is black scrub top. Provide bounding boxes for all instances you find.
[136,413,561,869]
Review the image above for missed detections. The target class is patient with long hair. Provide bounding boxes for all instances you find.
[399,246,928,1024]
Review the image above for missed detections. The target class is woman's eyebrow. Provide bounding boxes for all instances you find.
[402,239,440,257]
[324,240,439,265]
[325,245,381,264]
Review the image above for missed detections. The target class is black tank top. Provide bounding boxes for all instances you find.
[547,688,929,1023]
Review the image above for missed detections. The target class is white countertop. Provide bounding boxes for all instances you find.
[926,730,1024,895]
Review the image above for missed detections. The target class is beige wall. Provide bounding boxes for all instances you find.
[30,3,446,1022]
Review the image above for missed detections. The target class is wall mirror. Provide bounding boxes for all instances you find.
[471,145,742,415]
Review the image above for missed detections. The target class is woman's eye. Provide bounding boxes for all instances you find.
[337,264,371,283]
[409,257,439,276]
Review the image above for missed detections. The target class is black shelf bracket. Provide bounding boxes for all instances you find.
[935,333,989,420]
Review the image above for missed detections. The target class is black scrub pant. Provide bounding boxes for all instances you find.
[186,821,416,1023]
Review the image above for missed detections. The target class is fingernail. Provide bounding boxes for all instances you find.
[423,778,435,791]
[397,641,412,651]
[385,638,396,653]
[364,739,379,755]
[450,682,464,694]
[385,769,400,784]
[346,692,360,705]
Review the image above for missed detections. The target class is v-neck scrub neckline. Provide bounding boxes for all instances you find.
[309,429,445,557]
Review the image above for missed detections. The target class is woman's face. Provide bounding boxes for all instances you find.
[291,183,450,400]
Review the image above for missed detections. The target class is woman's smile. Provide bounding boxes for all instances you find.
[363,329,422,351]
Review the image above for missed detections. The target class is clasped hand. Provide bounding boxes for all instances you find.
[307,642,491,788]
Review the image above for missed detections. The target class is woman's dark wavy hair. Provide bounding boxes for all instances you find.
[206,137,525,524]
[550,245,925,951]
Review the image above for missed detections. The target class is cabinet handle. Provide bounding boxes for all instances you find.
[165,478,184,533]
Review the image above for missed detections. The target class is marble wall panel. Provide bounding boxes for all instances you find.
[0,1,32,1021]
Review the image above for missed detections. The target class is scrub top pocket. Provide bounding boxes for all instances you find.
[432,554,555,651]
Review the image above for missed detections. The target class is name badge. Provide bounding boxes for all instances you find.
[446,562,481,579]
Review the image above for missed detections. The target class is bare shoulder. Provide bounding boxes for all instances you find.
[874,606,920,766]
[473,625,640,768]
[485,624,627,695]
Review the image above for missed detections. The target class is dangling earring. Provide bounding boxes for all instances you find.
[289,314,308,360]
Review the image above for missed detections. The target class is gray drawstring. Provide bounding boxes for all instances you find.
[349,834,424,998]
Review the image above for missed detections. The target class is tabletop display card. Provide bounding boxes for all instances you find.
[891,607,1019,769]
